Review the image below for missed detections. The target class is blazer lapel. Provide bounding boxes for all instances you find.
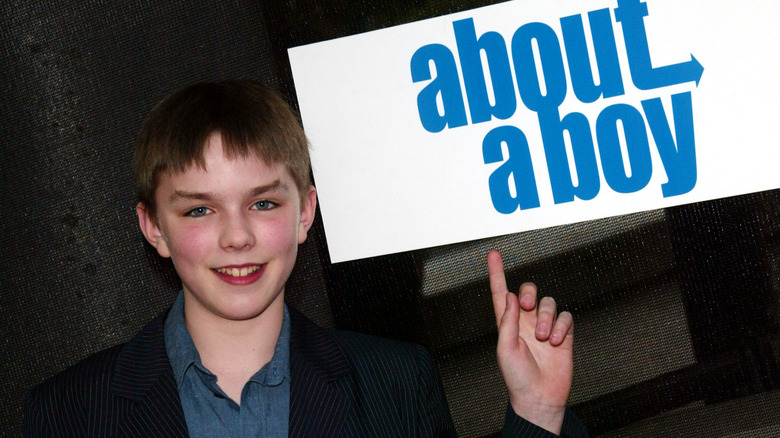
[110,313,189,438]
[289,308,354,438]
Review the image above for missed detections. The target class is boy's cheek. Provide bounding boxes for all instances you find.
[166,226,211,260]
[259,217,302,255]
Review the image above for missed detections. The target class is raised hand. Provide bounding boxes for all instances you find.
[488,250,574,435]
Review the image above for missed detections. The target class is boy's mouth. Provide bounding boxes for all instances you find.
[214,265,262,277]
[212,264,266,285]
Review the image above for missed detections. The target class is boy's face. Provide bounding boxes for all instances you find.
[137,132,316,323]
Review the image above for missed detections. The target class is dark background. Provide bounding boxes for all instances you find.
[3,1,780,436]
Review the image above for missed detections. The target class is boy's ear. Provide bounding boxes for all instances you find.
[136,202,171,258]
[298,186,317,245]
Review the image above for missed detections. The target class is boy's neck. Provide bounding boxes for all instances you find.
[183,293,285,385]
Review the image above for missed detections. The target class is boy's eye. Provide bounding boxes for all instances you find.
[186,207,211,217]
[252,200,276,211]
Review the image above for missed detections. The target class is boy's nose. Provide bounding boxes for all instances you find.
[219,213,255,250]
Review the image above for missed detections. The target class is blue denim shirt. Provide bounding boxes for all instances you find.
[164,292,290,437]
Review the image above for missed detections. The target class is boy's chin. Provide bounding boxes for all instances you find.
[184,288,285,323]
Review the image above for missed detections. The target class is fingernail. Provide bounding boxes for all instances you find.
[537,324,549,337]
[550,332,560,343]
[521,294,534,307]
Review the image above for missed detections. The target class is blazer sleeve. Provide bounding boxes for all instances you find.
[413,345,458,437]
[502,404,589,438]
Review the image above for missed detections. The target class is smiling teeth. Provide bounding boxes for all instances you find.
[216,266,261,277]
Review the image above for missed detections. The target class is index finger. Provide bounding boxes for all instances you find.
[488,249,509,327]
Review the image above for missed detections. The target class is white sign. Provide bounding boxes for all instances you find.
[289,0,780,263]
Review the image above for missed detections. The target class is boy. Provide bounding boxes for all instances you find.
[24,80,586,437]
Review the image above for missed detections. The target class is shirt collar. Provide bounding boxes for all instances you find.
[163,291,291,389]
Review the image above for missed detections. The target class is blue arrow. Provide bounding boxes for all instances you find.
[615,0,704,90]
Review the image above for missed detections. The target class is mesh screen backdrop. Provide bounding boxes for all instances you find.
[3,1,780,437]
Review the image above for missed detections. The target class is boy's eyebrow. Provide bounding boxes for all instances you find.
[169,180,287,204]
[249,180,287,197]
[169,190,216,204]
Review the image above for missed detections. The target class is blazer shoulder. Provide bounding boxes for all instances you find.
[288,306,457,436]
[24,342,126,436]
[288,306,435,380]
[330,328,433,372]
[24,312,171,437]
[28,342,125,401]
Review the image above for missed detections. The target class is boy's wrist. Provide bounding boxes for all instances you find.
[508,397,565,435]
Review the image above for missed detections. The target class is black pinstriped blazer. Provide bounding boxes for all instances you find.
[24,307,586,437]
